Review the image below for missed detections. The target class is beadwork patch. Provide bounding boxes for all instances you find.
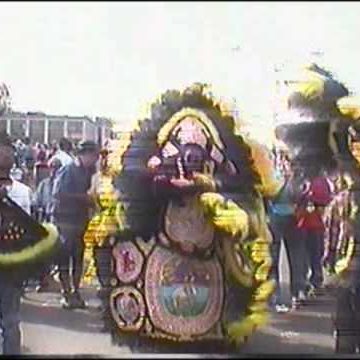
[110,287,145,332]
[112,241,144,284]
[145,246,224,338]
[164,198,214,253]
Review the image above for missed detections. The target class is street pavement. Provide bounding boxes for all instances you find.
[14,243,336,356]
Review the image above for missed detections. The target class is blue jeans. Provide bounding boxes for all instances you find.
[269,215,307,300]
[301,229,325,289]
[0,282,22,354]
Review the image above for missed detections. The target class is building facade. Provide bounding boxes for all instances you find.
[0,111,114,146]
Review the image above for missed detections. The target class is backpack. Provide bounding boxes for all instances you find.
[295,176,333,231]
[306,176,333,206]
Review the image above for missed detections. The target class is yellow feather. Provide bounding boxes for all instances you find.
[254,279,276,302]
[337,96,360,120]
[255,259,272,282]
[227,312,270,345]
[199,193,249,239]
[245,138,284,198]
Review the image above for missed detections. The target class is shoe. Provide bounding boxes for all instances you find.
[60,292,74,309]
[36,282,50,293]
[275,304,290,313]
[291,290,306,310]
[298,291,306,302]
[72,291,87,309]
[291,297,300,310]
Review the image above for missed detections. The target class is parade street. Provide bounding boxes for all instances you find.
[17,245,336,356]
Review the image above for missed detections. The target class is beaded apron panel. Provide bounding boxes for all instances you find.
[110,239,225,341]
[145,246,224,339]
[164,199,214,253]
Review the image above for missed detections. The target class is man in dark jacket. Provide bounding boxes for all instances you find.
[52,141,99,309]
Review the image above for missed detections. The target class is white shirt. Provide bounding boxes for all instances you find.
[6,180,32,215]
[52,150,74,167]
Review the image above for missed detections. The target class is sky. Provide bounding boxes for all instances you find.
[0,1,360,135]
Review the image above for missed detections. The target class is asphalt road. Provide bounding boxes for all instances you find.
[7,242,336,356]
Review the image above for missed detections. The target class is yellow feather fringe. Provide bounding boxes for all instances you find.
[245,138,284,198]
[337,96,360,121]
[197,192,273,344]
[82,175,124,285]
[199,192,249,240]
[227,311,270,346]
[0,223,58,267]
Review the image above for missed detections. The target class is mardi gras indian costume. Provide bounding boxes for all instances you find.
[274,63,360,353]
[329,94,360,353]
[0,85,59,283]
[85,83,281,351]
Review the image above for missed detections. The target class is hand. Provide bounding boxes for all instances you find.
[147,156,161,170]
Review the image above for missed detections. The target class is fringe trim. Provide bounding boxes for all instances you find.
[0,223,58,267]
[197,192,274,344]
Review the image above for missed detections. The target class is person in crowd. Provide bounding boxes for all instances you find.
[13,139,24,168]
[33,157,62,223]
[323,171,352,275]
[86,148,120,330]
[10,164,24,183]
[268,150,307,310]
[14,139,25,165]
[23,137,34,171]
[48,140,58,161]
[33,145,50,187]
[0,132,32,354]
[52,140,99,309]
[295,166,334,298]
[32,157,62,292]
[51,138,74,167]
[20,138,35,187]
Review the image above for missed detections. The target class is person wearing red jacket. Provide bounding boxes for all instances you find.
[295,167,334,297]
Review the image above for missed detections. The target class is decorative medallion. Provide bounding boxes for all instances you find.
[112,241,144,284]
[145,246,224,338]
[164,198,214,253]
[110,287,145,332]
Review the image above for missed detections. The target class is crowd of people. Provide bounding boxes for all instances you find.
[10,137,75,188]
[267,146,350,313]
[0,133,104,354]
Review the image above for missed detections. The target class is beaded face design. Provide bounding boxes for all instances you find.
[148,108,231,178]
